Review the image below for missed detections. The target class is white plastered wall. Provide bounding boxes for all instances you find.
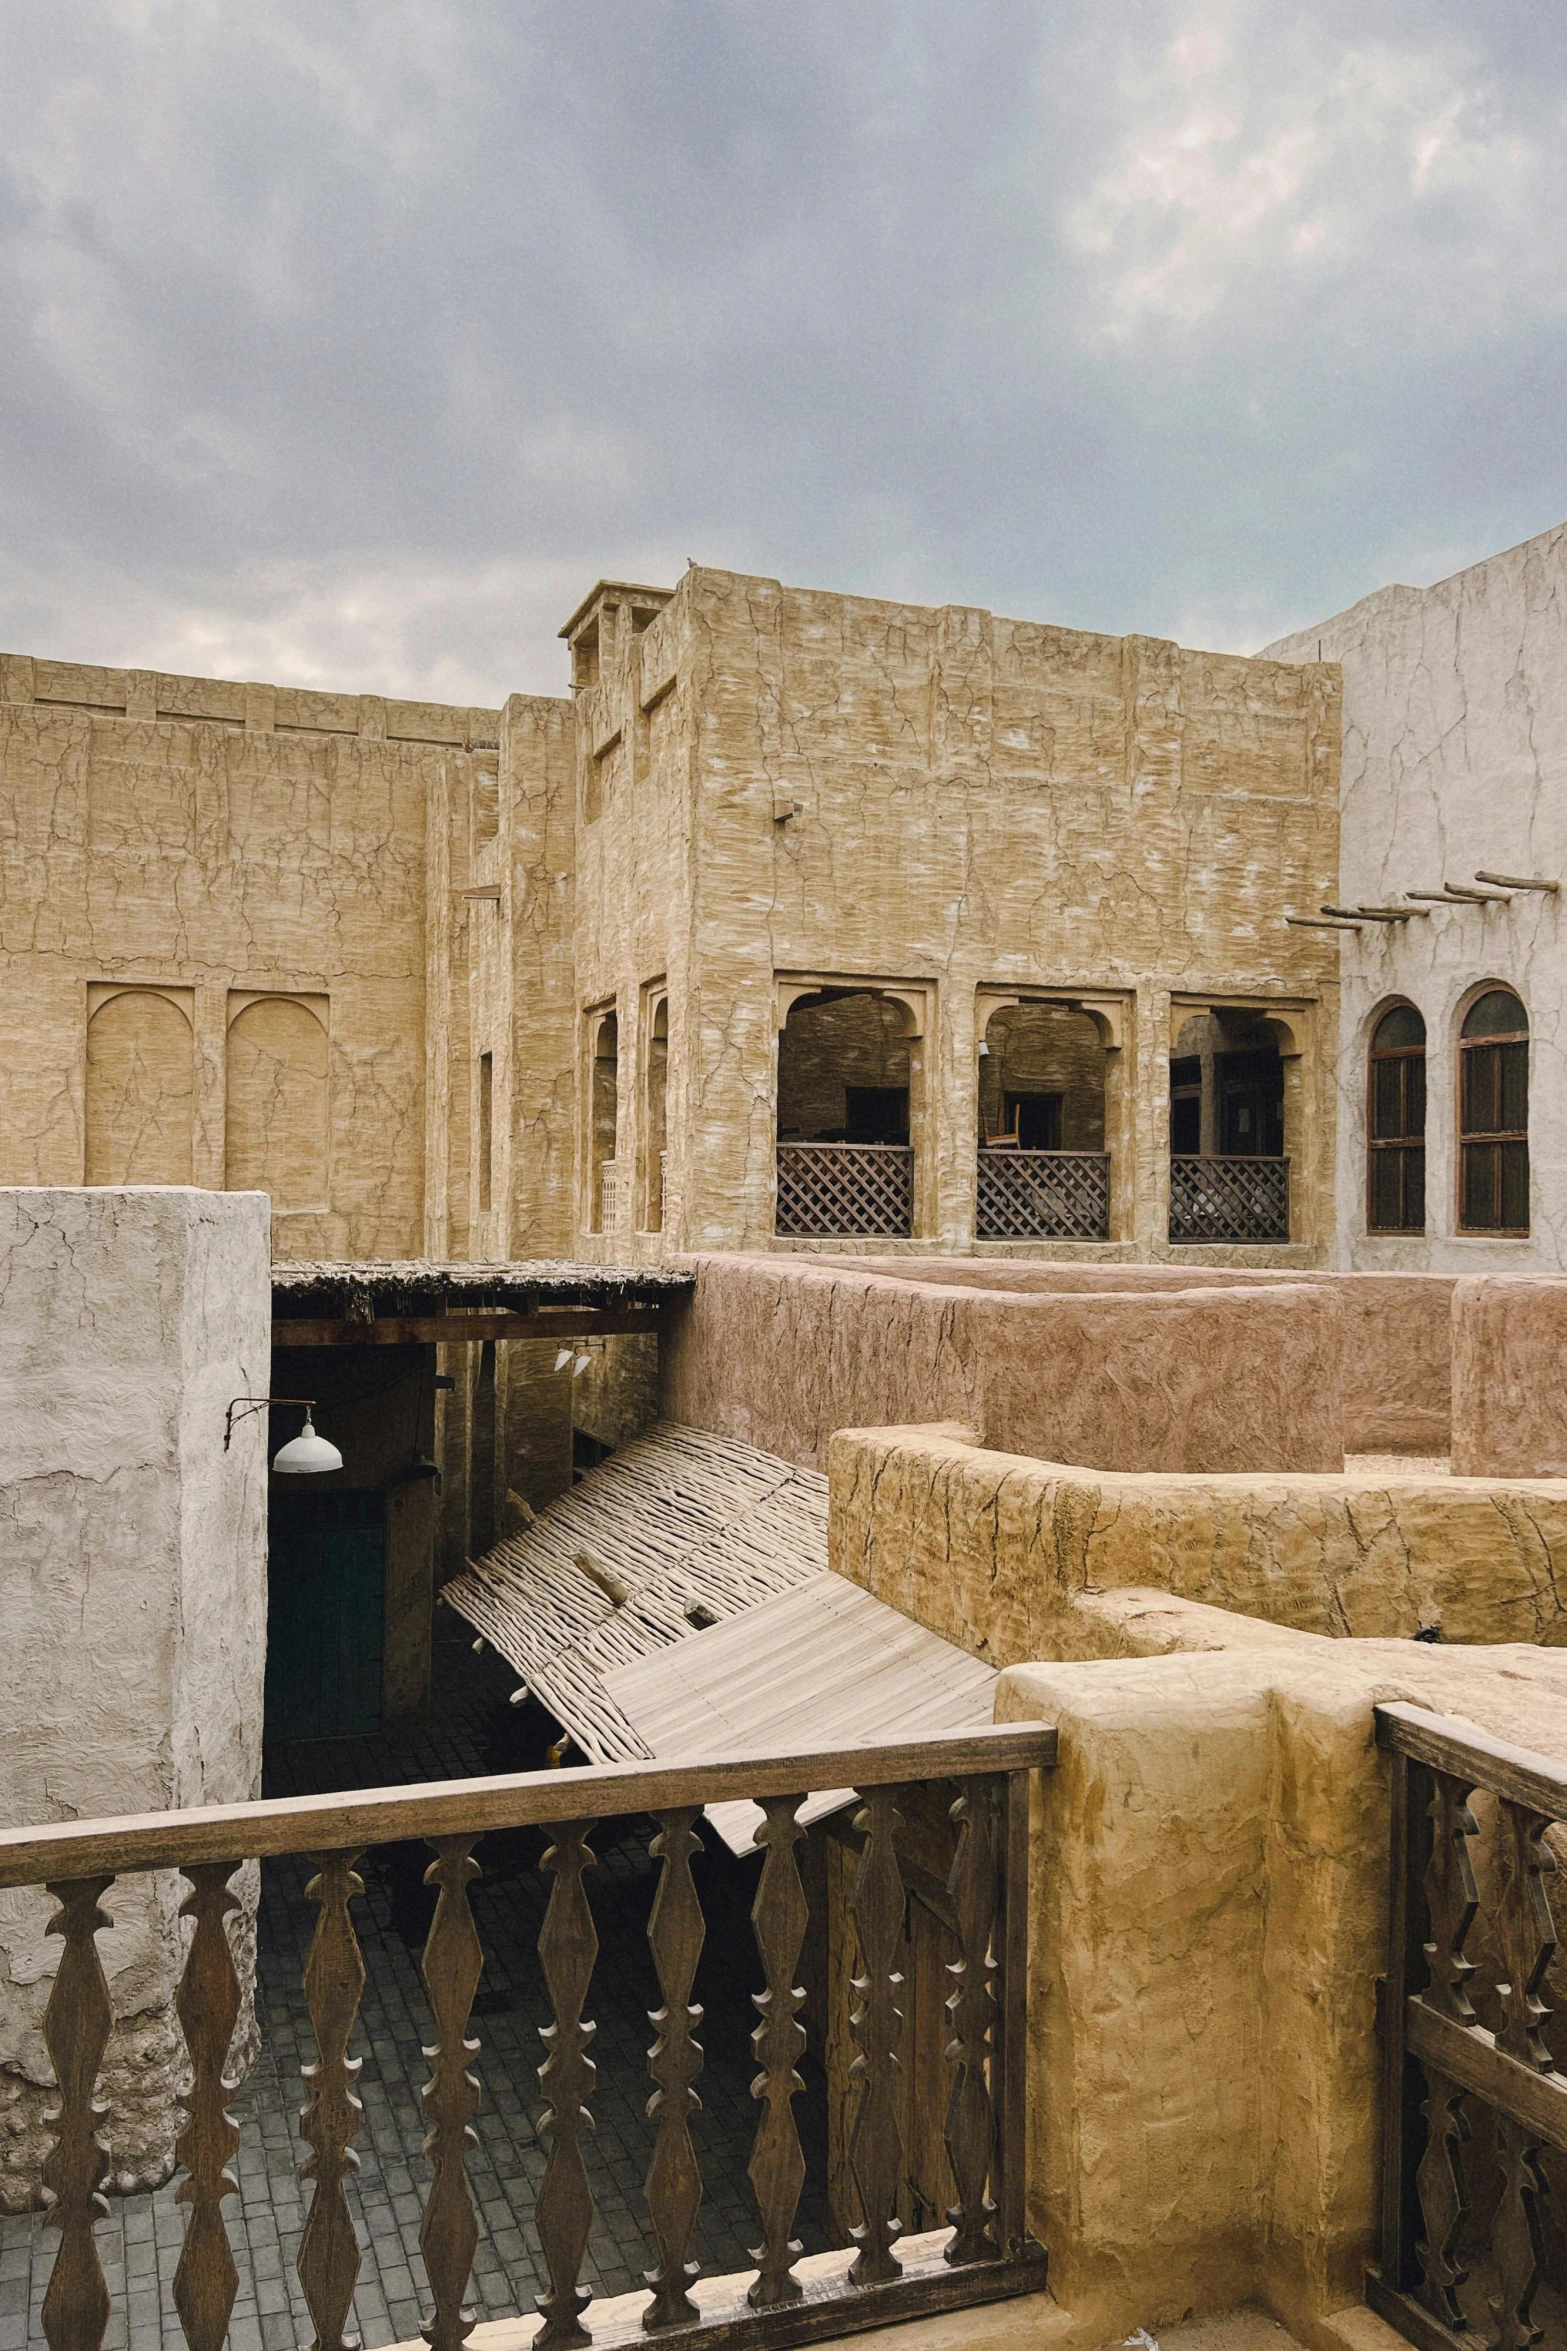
[1266,519,1567,1271]
[0,1186,270,2207]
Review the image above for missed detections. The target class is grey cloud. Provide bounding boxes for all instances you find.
[0,0,1565,700]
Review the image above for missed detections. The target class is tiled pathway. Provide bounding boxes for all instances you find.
[0,1622,828,2351]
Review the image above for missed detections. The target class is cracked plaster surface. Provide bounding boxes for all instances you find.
[830,1423,1567,1670]
[0,1187,269,2207]
[1266,520,1567,1272]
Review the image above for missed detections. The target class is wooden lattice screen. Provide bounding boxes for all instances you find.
[776,1143,913,1237]
[1168,1154,1289,1244]
[976,1150,1110,1240]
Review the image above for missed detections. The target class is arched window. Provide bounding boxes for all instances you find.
[1458,989,1529,1233]
[1367,1004,1426,1233]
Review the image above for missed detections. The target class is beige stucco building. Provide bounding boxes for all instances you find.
[1,566,1343,1274]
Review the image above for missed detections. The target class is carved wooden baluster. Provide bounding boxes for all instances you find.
[536,1821,599,2351]
[1411,1773,1478,2330]
[1488,1802,1557,2351]
[644,1809,706,2330]
[747,1794,808,2311]
[420,1838,484,2351]
[1490,2113,1549,2351]
[847,1784,906,2287]
[1493,1800,1557,2071]
[1413,2067,1470,2330]
[173,1865,244,2351]
[298,1851,368,2351]
[1422,1770,1479,2023]
[40,1876,115,2351]
[943,1777,1001,2266]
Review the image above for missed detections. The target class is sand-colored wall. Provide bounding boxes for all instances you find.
[1451,1270,1567,1475]
[0,1186,270,2208]
[829,1422,1567,1660]
[812,1256,1456,1453]
[663,1253,1345,1474]
[0,652,502,1261]
[995,1638,1567,2351]
[556,569,1341,1266]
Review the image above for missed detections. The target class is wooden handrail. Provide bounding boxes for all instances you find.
[1374,1698,1567,1810]
[0,1722,1056,1888]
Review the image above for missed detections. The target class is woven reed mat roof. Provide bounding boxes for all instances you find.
[439,1423,828,1765]
[272,1258,693,1318]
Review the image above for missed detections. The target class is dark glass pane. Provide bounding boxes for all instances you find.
[1499,1039,1528,1133]
[1461,1043,1497,1138]
[1370,1150,1403,1232]
[1373,1004,1425,1051]
[1462,988,1527,1039]
[1461,1141,1498,1230]
[1403,1145,1426,1231]
[1372,1058,1402,1139]
[1407,1052,1426,1135]
[1501,1140,1530,1231]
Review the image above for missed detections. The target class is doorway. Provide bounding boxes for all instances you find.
[265,1489,386,1740]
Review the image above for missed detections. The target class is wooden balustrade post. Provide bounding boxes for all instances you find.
[846,1784,906,2287]
[943,1777,1000,2265]
[40,1876,115,2351]
[644,1809,706,2330]
[1414,1773,1478,2330]
[419,1837,485,2351]
[173,1865,244,2351]
[298,1851,368,2351]
[747,1794,808,2311]
[535,1821,599,2351]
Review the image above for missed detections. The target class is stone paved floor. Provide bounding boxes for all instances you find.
[0,1618,829,2351]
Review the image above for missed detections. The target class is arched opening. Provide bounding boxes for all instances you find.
[776,990,915,1236]
[643,996,668,1232]
[590,1011,619,1234]
[976,1002,1110,1239]
[1169,1009,1288,1243]
[1367,1003,1426,1234]
[1458,987,1529,1234]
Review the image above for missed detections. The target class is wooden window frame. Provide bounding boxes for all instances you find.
[1366,1006,1426,1235]
[1456,993,1529,1237]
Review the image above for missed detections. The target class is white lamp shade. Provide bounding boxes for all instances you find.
[272,1411,344,1475]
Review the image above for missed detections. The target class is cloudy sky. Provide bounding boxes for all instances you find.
[3,1,1565,703]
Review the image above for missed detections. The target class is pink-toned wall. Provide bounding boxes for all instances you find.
[810,1255,1455,1455]
[662,1252,1345,1474]
[1452,1273,1567,1476]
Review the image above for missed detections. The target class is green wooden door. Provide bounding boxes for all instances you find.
[265,1490,386,1741]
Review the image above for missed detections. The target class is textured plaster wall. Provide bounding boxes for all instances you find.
[811,1255,1456,1453]
[829,1423,1567,1663]
[555,570,1341,1267]
[1450,1270,1567,1475]
[0,1186,269,2208]
[1265,521,1567,1273]
[996,1638,1567,2351]
[0,653,502,1262]
[662,1253,1345,1474]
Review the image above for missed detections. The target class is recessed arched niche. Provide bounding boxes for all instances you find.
[85,986,195,1184]
[225,994,329,1210]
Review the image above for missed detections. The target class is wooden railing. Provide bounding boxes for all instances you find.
[1168,1154,1289,1244]
[1370,1702,1567,2351]
[775,1145,913,1238]
[976,1151,1110,1240]
[0,1724,1055,2351]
